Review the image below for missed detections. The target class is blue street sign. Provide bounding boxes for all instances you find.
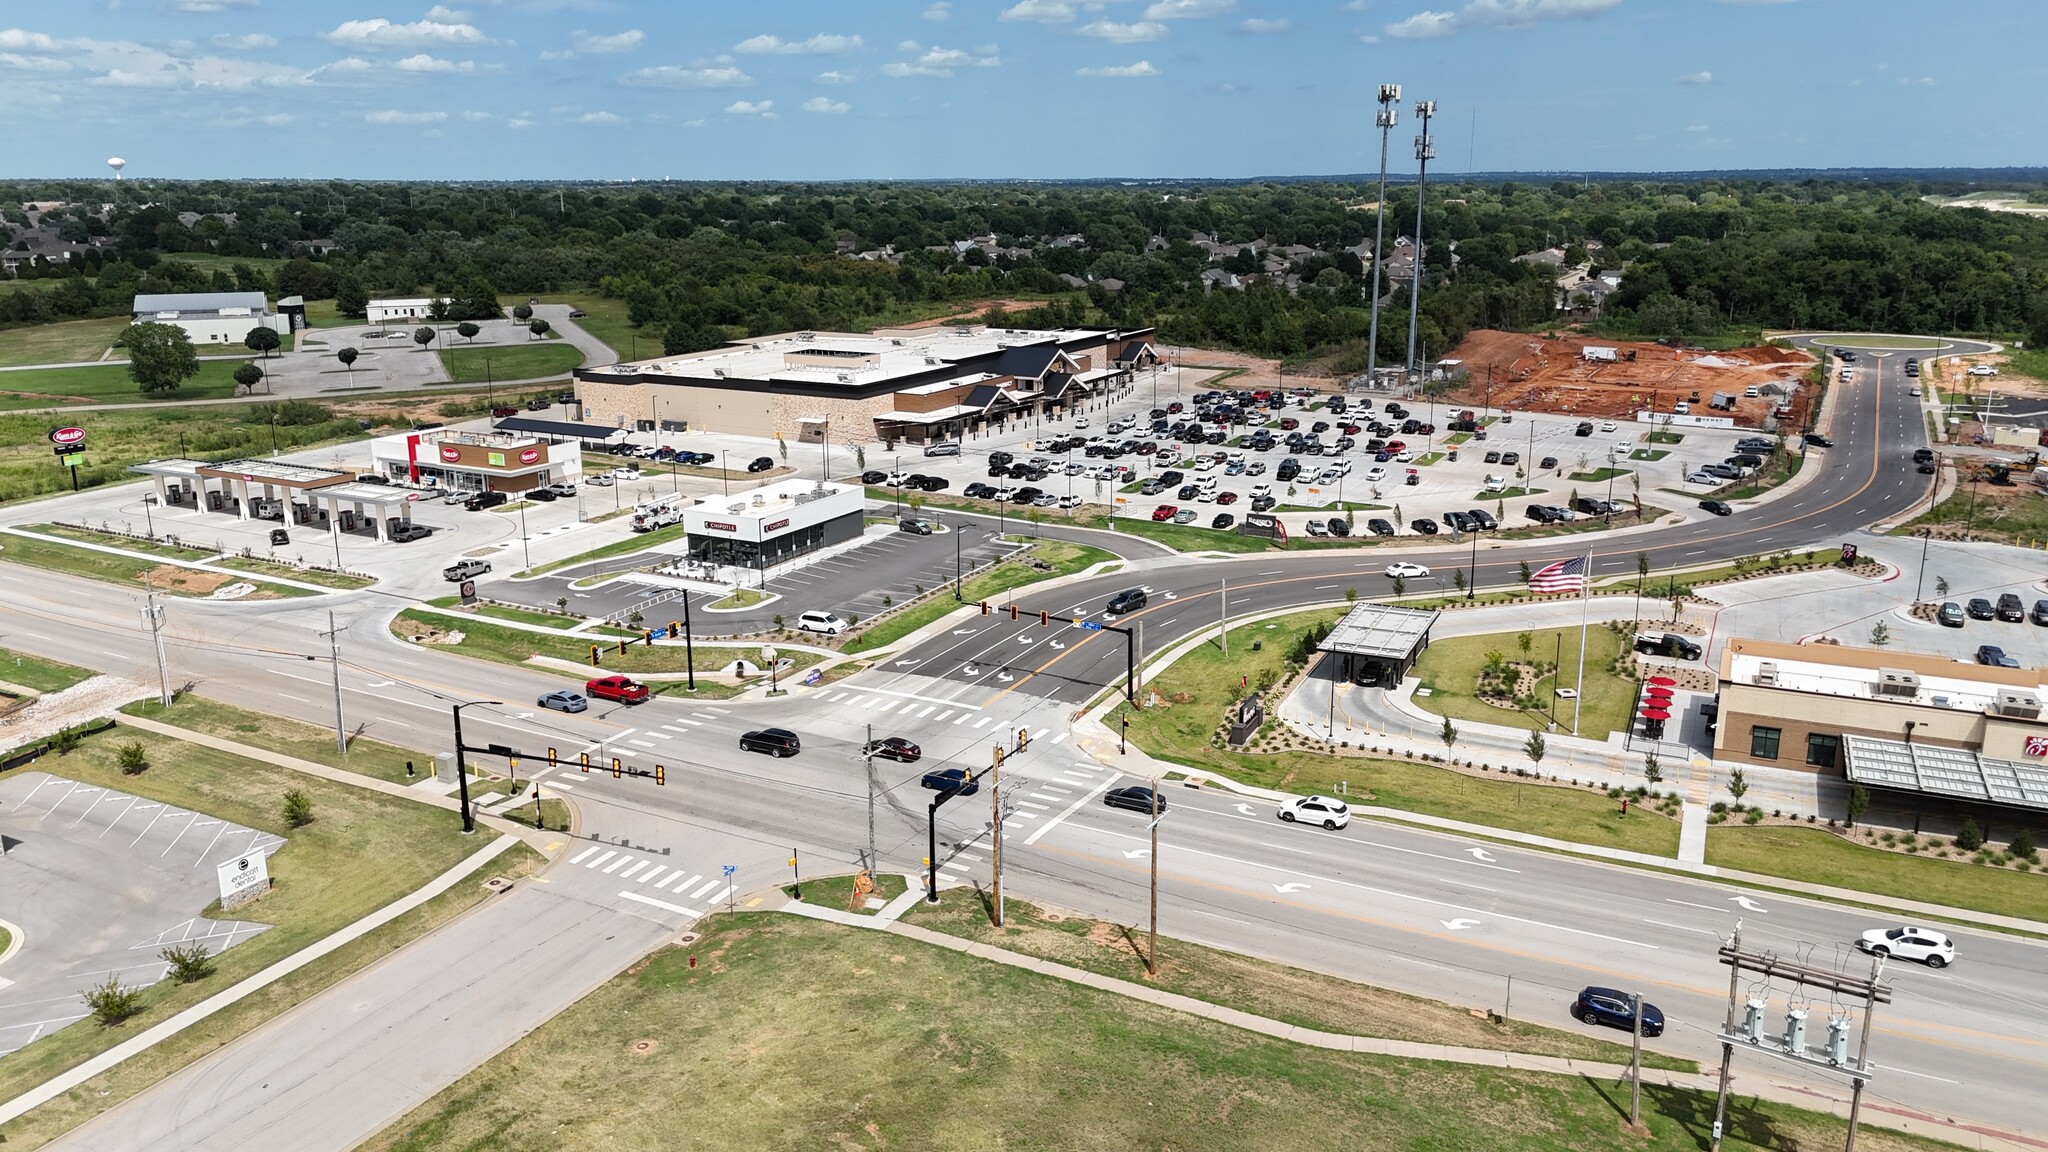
[1081,621,1103,631]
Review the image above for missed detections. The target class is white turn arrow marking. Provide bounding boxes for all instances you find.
[513,711,535,720]
[1731,896,1769,913]
[1050,640,1065,649]
[952,628,978,636]
[894,659,921,667]
[367,680,394,688]
[1017,635,1032,644]
[1123,848,1151,859]
[1164,591,1178,600]
[1235,803,1257,816]
[963,665,981,676]
[1273,882,1311,894]
[1466,847,1496,863]
[1440,918,1482,931]
[996,672,1014,682]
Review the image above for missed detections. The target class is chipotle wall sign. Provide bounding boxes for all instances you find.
[703,520,737,533]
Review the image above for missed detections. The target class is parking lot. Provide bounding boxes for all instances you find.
[0,772,279,1056]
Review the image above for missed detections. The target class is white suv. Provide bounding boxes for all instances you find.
[1857,926,1955,968]
[797,611,850,635]
[1277,795,1351,830]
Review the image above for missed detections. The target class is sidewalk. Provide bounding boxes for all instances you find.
[775,899,2037,1152]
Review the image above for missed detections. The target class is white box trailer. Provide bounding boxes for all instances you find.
[1582,346,1619,363]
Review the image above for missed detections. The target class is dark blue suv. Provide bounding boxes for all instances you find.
[1573,987,1664,1037]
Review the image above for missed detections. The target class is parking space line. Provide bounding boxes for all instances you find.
[63,785,107,825]
[97,796,141,837]
[192,818,237,867]
[159,813,209,859]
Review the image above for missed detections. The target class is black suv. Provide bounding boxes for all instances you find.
[739,728,802,757]
[1573,987,1664,1037]
[1105,588,1148,615]
[464,491,508,511]
[1634,632,1703,660]
[1998,593,2026,622]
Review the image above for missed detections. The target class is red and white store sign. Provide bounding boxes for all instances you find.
[439,445,462,463]
[704,521,737,533]
[518,448,542,465]
[2024,735,2048,758]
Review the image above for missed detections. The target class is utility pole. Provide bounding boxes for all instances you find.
[990,741,1004,927]
[865,722,876,874]
[142,572,172,708]
[1403,99,1437,387]
[321,610,347,754]
[1219,577,1228,656]
[1146,780,1162,976]
[1630,992,1644,1128]
[1364,84,1401,391]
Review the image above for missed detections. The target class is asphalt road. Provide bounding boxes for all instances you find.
[8,334,2039,1149]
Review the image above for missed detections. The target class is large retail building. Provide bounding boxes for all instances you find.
[571,325,1158,447]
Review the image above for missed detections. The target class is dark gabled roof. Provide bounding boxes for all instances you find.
[491,416,622,440]
[1114,341,1156,365]
[991,344,1062,381]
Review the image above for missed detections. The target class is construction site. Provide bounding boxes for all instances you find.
[1441,330,1818,429]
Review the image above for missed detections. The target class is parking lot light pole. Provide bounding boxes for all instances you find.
[449,699,502,834]
[954,524,976,601]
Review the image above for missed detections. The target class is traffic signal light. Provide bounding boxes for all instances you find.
[612,757,623,779]
[1017,726,1029,751]
[1039,609,1050,627]
[642,629,654,647]
[589,645,601,666]
[992,744,1005,769]
[668,620,682,638]
[616,637,630,655]
[1009,603,1020,621]
[580,751,591,773]
[980,600,991,616]
[655,764,666,786]
[547,746,559,767]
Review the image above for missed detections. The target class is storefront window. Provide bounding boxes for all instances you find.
[1805,733,1838,769]
[1749,726,1781,760]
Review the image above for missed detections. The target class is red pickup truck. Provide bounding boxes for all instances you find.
[585,675,650,704]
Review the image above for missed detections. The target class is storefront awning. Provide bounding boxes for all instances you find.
[1842,733,2048,812]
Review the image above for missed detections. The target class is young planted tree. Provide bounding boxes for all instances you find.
[456,321,481,343]
[1642,751,1662,785]
[1727,768,1749,805]
[233,363,264,396]
[123,321,199,394]
[282,788,314,828]
[413,326,436,352]
[161,943,215,984]
[1869,620,1892,648]
[337,347,359,377]
[528,318,552,341]
[1524,731,1546,766]
[116,741,149,775]
[83,974,145,1027]
[1846,783,1869,827]
[244,324,281,361]
[1439,715,1458,752]
[1935,576,1950,598]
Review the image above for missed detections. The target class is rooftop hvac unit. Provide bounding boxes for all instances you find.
[1994,689,2042,719]
[713,368,726,377]
[891,338,904,346]
[1753,661,1780,688]
[751,494,765,507]
[925,357,939,365]
[837,372,853,383]
[1876,669,1920,698]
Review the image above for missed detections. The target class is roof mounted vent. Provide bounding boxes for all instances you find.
[1876,669,1919,698]
[1994,689,2041,720]
[1753,661,1780,688]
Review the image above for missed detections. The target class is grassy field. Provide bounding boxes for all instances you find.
[393,609,819,694]
[1707,825,2048,923]
[0,723,520,1149]
[514,520,689,577]
[0,358,252,410]
[212,555,374,590]
[0,646,95,693]
[784,871,909,913]
[0,316,129,368]
[0,533,309,599]
[708,587,766,609]
[29,522,216,560]
[905,890,1695,1070]
[843,539,1116,653]
[123,694,438,786]
[1114,608,1680,857]
[1411,627,1635,742]
[439,341,584,385]
[526,292,640,361]
[460,601,577,627]
[1907,482,2048,544]
[360,911,1953,1152]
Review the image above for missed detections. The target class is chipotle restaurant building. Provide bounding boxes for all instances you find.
[366,428,582,495]
[681,479,864,572]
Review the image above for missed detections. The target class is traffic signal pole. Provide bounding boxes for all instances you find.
[990,742,1004,927]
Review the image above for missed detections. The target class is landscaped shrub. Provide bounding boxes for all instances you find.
[1956,819,1984,851]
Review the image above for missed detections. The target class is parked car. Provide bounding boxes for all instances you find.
[797,611,851,635]
[1277,795,1351,830]
[739,728,802,757]
[1938,601,1966,627]
[387,522,433,543]
[1210,513,1236,530]
[526,487,557,502]
[1103,785,1167,815]
[1635,632,1703,660]
[746,456,776,473]
[1410,518,1439,536]
[920,767,979,795]
[1857,926,1955,967]
[443,559,491,582]
[1700,499,1734,516]
[537,690,587,713]
[464,491,509,511]
[586,674,650,704]
[1304,518,1329,537]
[1573,987,1665,1037]
[1803,434,1834,448]
[1967,597,1997,621]
[1151,505,1179,522]
[1326,517,1350,537]
[1366,518,1394,537]
[1998,592,2025,622]
[1539,456,1559,471]
[864,736,922,763]
[898,518,936,535]
[1975,645,2020,668]
[1172,508,1198,524]
[1106,588,1148,614]
[923,441,961,457]
[2032,600,2048,627]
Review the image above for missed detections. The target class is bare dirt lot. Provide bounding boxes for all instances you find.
[1443,330,1816,428]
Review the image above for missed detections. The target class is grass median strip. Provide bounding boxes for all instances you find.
[842,539,1115,654]
[1411,627,1634,742]
[0,534,309,600]
[210,556,373,590]
[0,723,522,1149]
[1707,825,2048,924]
[121,694,438,786]
[1115,608,1680,858]
[0,646,95,694]
[904,889,1696,1071]
[360,911,1947,1152]
[391,608,819,696]
[26,524,215,561]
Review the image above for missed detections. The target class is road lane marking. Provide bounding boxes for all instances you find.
[1643,918,1721,936]
[619,891,701,918]
[1024,770,1123,845]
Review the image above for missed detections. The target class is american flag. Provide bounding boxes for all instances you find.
[1528,556,1588,594]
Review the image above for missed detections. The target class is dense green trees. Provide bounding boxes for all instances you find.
[122,322,198,393]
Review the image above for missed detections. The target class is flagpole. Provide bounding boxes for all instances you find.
[1572,547,1592,736]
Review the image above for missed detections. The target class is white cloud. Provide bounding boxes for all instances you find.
[802,95,849,113]
[923,1,952,18]
[682,117,705,128]
[540,28,644,59]
[898,38,923,52]
[425,6,471,20]
[816,68,862,83]
[1356,32,1379,42]
[619,64,752,88]
[579,109,622,123]
[1000,0,1076,22]
[0,29,62,51]
[1237,16,1292,32]
[733,32,862,55]
[1675,69,1712,83]
[1340,0,1375,9]
[1141,0,1237,19]
[210,32,277,49]
[885,43,1000,77]
[1385,0,1619,40]
[394,53,478,72]
[1078,59,1159,77]
[166,0,259,12]
[0,52,73,72]
[365,109,447,124]
[323,18,496,50]
[308,56,373,77]
[1686,123,1708,131]
[1078,20,1168,42]
[725,98,776,117]
[222,111,294,126]
[507,117,534,127]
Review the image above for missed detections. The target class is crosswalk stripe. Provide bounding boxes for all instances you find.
[1051,733,1068,744]
[647,731,673,741]
[619,891,701,918]
[875,699,898,713]
[618,861,651,880]
[1019,801,1049,811]
[934,709,954,723]
[584,850,617,870]
[626,739,657,749]
[688,878,723,900]
[662,724,693,733]
[849,696,871,708]
[973,716,994,729]
[692,712,719,720]
[664,872,700,892]
[601,855,631,873]
[639,866,669,886]
[917,705,936,718]
[1008,811,1039,819]
[828,692,849,702]
[569,845,601,865]
[705,706,731,714]
[1032,728,1049,741]
[953,713,970,724]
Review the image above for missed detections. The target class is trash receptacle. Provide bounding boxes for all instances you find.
[269,528,290,546]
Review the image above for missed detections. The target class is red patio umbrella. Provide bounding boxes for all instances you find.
[1646,675,1678,686]
[1644,686,1675,698]
[1639,706,1672,720]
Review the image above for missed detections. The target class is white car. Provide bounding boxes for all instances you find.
[1250,483,1273,498]
[1483,474,1507,493]
[1277,795,1351,830]
[993,486,1016,502]
[1363,466,1388,483]
[1857,926,1955,968]
[1073,417,1091,428]
[1969,365,1999,377]
[611,466,641,480]
[1599,420,1617,433]
[1193,457,1218,471]
[1385,562,1430,579]
[1686,470,1721,485]
[1393,450,1416,463]
[586,475,614,487]
[1057,494,1084,509]
[885,472,909,486]
[1064,462,1086,476]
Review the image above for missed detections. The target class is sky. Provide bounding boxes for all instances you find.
[1,0,2040,181]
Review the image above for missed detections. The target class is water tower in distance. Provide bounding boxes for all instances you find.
[107,156,125,180]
